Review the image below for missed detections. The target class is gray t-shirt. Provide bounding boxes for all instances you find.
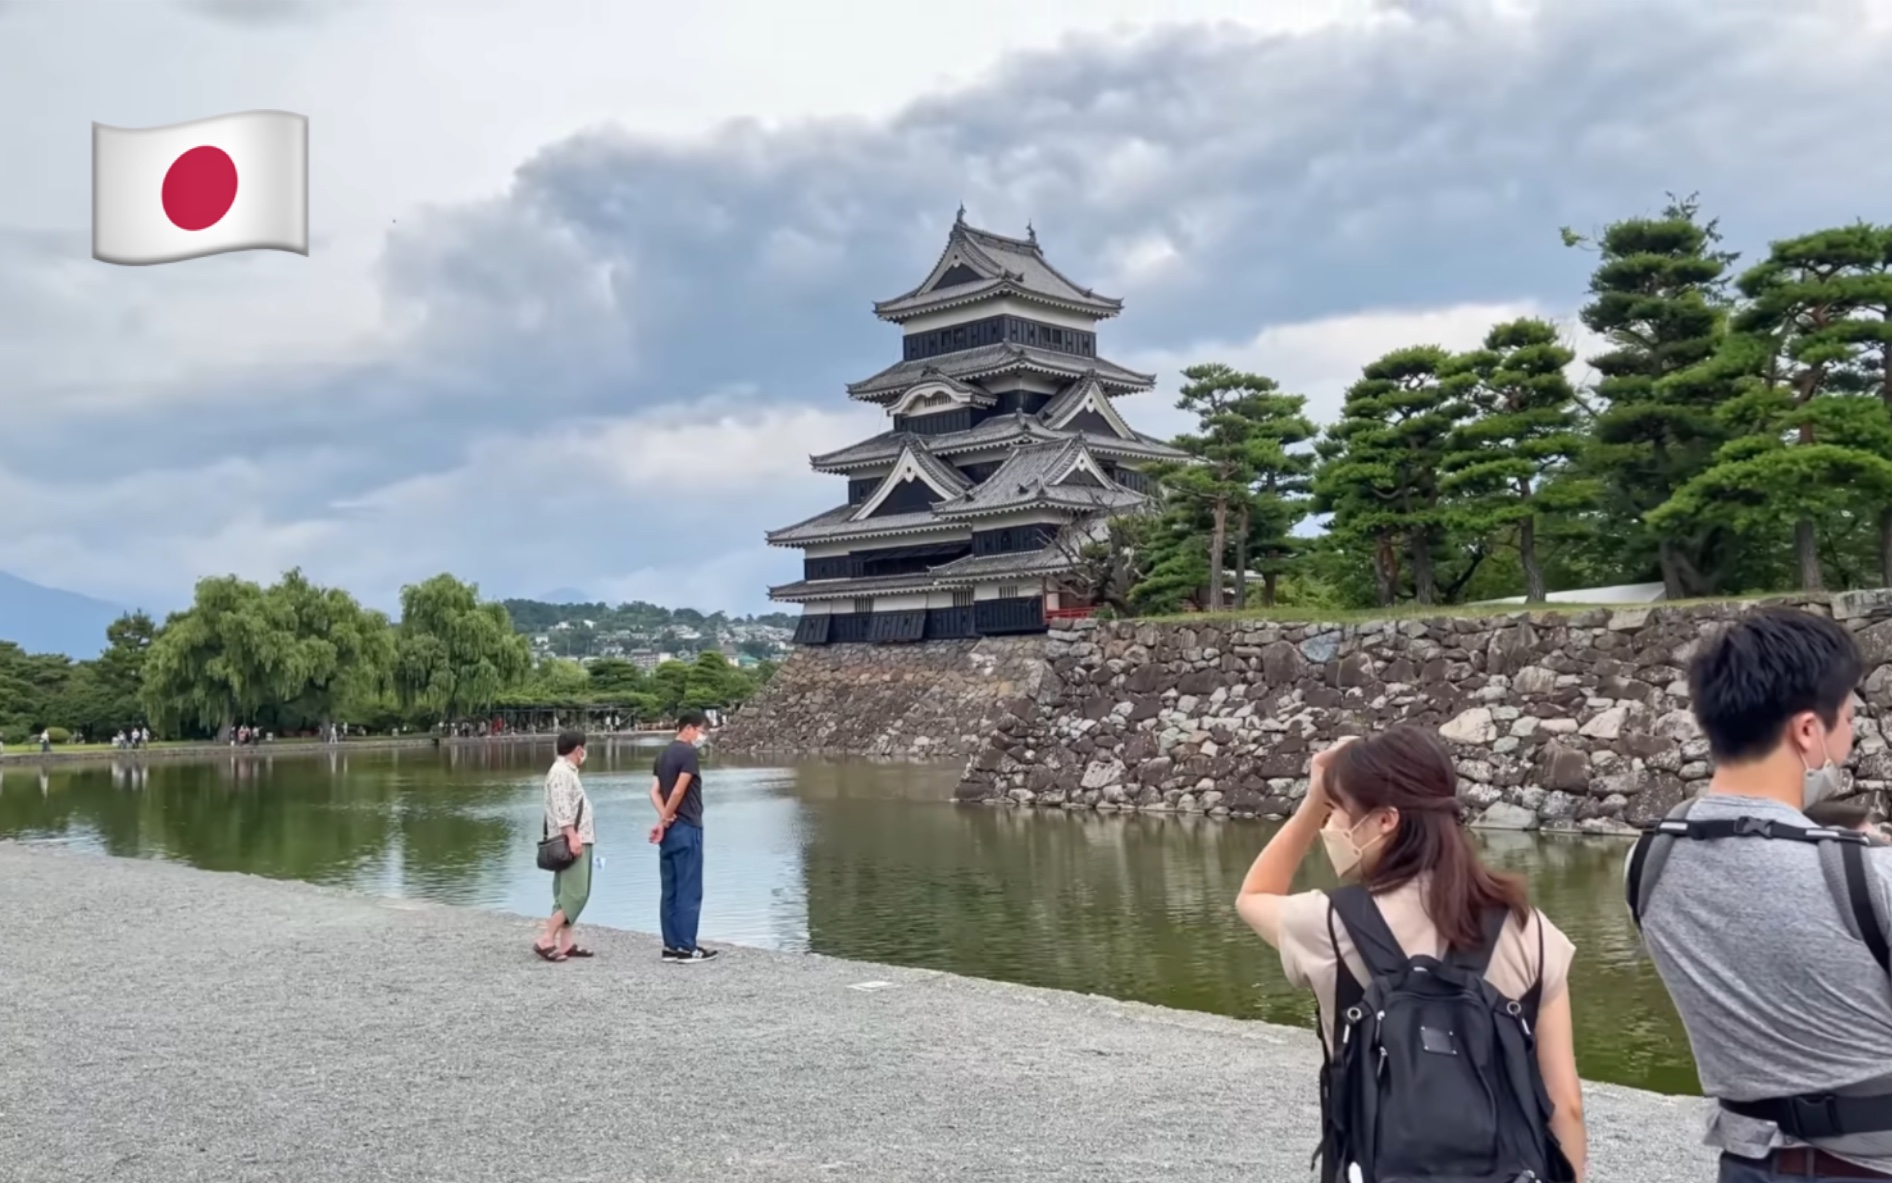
[1633,793,1892,1170]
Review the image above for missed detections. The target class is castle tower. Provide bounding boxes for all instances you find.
[765,213,1185,644]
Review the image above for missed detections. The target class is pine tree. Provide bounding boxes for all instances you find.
[1651,225,1892,590]
[1439,319,1592,602]
[1231,382,1316,609]
[1567,195,1740,597]
[1314,346,1460,605]
[1168,364,1282,611]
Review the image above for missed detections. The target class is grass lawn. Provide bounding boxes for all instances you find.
[5,740,204,754]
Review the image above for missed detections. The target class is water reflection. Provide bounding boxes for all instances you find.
[0,743,1695,1094]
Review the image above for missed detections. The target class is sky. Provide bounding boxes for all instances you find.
[4,0,1892,619]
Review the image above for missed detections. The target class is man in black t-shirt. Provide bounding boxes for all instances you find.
[649,708,718,963]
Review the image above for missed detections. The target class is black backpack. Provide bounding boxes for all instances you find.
[1317,886,1576,1183]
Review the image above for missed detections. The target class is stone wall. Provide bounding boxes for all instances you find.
[715,636,1049,761]
[954,591,1892,834]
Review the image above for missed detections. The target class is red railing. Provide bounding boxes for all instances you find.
[1045,606,1095,622]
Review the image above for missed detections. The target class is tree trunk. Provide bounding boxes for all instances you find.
[1373,533,1400,607]
[1208,497,1228,612]
[1409,529,1436,606]
[1233,503,1251,610]
[1880,506,1892,590]
[1262,570,1279,608]
[1520,515,1546,603]
[1796,516,1825,592]
[1657,539,1689,601]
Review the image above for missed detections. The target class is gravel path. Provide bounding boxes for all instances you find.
[0,843,1716,1182]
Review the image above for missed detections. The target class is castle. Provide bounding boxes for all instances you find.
[766,211,1184,644]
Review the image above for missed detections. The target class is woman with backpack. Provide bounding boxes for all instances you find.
[1236,726,1587,1183]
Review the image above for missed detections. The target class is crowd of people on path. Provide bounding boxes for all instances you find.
[523,606,1892,1183]
[533,708,718,966]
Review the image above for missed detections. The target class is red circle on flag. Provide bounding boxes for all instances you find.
[161,146,239,231]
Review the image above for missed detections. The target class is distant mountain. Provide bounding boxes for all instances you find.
[0,570,129,658]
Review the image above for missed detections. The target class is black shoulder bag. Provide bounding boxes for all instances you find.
[536,798,586,872]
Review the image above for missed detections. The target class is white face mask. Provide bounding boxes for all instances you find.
[1802,725,1851,809]
[690,732,708,749]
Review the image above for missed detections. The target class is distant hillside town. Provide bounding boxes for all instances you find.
[500,598,797,669]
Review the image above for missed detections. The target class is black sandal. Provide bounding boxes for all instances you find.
[533,943,568,962]
[564,946,595,958]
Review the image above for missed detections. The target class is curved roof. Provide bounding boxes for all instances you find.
[873,215,1123,323]
[846,344,1155,402]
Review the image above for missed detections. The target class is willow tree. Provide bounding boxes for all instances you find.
[140,570,388,737]
[392,574,531,722]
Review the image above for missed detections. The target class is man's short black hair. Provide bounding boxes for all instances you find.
[1689,607,1863,763]
[555,729,586,757]
[676,709,708,732]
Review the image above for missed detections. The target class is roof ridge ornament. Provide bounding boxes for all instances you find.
[955,203,966,225]
[1026,220,1036,244]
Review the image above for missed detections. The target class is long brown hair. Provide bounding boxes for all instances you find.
[1329,725,1529,951]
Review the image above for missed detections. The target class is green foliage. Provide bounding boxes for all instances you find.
[1654,224,1892,590]
[1132,365,1316,612]
[1313,346,1461,606]
[393,574,532,721]
[2,574,780,740]
[141,571,392,737]
[1439,318,1592,601]
[1570,194,1741,597]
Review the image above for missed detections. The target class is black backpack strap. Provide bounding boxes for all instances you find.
[1626,796,1703,928]
[1841,839,1892,976]
[1327,898,1365,1024]
[1514,908,1548,1027]
[1443,904,1509,977]
[1328,884,1408,979]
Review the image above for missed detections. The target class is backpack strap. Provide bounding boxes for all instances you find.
[1443,904,1509,977]
[1841,839,1892,976]
[1625,797,1702,928]
[1328,884,1409,980]
[1519,908,1547,1027]
[1628,800,1890,977]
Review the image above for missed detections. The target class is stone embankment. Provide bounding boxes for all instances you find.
[955,591,1892,832]
[716,636,1048,761]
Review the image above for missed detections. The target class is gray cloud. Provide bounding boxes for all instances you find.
[7,0,1892,612]
[177,0,337,27]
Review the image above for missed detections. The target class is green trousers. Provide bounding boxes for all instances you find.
[553,845,593,924]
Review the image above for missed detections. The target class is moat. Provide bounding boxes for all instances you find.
[0,738,1693,1093]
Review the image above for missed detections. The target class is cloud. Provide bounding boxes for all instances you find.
[5,0,1892,616]
[177,0,340,27]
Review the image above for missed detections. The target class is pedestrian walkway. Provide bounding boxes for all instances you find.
[0,844,1714,1181]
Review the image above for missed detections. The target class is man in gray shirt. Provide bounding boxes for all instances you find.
[1634,608,1892,1180]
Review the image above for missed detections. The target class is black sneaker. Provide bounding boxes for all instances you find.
[671,947,719,964]
[660,947,686,962]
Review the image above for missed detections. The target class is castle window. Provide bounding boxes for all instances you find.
[853,597,875,616]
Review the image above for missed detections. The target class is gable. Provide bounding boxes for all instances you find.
[1062,408,1118,437]
[1044,380,1136,440]
[865,476,944,518]
[851,444,969,521]
[933,262,982,289]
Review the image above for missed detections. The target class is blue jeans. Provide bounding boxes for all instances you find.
[659,821,704,951]
[1719,1151,1865,1181]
